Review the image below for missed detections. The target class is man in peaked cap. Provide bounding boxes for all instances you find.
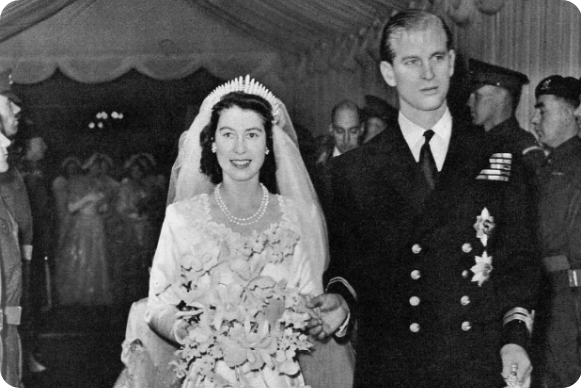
[0,68,28,386]
[0,68,22,138]
[532,75,581,388]
[467,59,545,179]
[361,95,397,143]
[0,69,48,379]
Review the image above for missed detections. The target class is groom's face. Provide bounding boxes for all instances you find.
[380,22,455,116]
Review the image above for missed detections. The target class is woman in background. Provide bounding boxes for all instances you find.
[52,156,82,247]
[55,154,112,305]
[115,153,165,303]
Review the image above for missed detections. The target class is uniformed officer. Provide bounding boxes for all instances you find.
[531,75,581,388]
[467,59,545,180]
[308,9,540,388]
[0,122,24,387]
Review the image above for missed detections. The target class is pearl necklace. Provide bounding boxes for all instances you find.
[214,183,269,226]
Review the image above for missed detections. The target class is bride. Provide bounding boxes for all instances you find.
[126,76,352,388]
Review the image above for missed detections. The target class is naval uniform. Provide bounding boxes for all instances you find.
[326,113,540,387]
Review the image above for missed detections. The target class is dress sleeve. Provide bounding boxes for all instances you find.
[145,204,187,343]
[288,201,325,296]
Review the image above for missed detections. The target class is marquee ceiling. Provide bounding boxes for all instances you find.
[0,0,509,85]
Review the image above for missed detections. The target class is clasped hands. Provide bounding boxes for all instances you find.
[304,293,349,341]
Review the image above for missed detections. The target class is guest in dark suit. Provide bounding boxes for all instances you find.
[312,100,362,216]
[307,9,540,388]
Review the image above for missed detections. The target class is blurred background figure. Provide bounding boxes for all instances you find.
[18,135,51,376]
[114,153,165,304]
[361,95,397,143]
[52,156,83,246]
[55,154,113,306]
[467,58,545,178]
[315,100,363,166]
[313,100,363,216]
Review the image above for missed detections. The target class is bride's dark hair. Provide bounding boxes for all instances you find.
[199,92,278,193]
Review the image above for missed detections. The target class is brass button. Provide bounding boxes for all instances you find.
[460,296,470,305]
[411,270,421,280]
[462,243,472,253]
[410,323,420,332]
[462,270,469,278]
[412,244,422,254]
[461,321,471,331]
[409,296,420,306]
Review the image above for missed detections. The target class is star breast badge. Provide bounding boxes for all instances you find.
[471,251,493,287]
[473,207,495,247]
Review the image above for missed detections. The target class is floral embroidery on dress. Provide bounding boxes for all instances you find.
[168,194,312,388]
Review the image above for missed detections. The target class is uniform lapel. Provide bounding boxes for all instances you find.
[369,116,429,215]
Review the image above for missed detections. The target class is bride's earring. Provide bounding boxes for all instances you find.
[265,148,270,155]
[212,143,217,153]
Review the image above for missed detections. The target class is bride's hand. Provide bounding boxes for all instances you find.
[305,293,349,341]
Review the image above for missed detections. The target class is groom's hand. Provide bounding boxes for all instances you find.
[305,293,349,340]
[500,343,532,388]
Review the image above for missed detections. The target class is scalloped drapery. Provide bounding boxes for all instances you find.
[0,0,578,136]
[0,0,284,85]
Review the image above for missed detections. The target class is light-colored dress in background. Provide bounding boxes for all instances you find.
[55,175,112,305]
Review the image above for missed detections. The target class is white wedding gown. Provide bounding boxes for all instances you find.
[116,194,323,388]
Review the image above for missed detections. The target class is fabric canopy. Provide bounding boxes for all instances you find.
[0,0,283,84]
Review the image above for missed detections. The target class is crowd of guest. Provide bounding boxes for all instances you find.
[52,152,166,307]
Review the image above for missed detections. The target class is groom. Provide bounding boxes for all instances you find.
[308,9,540,388]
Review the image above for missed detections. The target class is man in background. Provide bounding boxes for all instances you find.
[314,100,363,166]
[0,68,28,387]
[0,69,47,379]
[313,100,363,216]
[532,75,580,388]
[467,59,545,179]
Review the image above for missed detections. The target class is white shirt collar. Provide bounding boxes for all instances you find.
[399,109,452,171]
[332,146,342,157]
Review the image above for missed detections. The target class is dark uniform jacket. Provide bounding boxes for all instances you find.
[326,114,540,388]
[0,181,24,386]
[536,135,581,387]
[538,135,581,269]
[485,117,545,188]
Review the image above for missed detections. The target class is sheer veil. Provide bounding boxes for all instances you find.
[166,76,329,274]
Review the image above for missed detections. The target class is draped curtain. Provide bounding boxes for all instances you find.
[453,0,581,133]
[0,0,578,137]
[0,0,79,42]
[0,0,283,84]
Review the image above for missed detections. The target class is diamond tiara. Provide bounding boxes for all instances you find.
[206,75,281,120]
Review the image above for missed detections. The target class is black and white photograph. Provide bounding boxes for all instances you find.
[0,0,578,387]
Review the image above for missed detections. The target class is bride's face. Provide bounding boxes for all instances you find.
[213,106,267,185]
